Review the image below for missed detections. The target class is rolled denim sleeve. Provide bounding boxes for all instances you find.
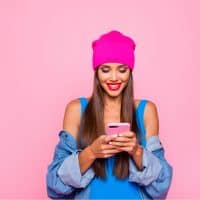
[57,150,95,188]
[46,139,75,198]
[129,148,162,186]
[46,130,95,198]
[128,136,173,199]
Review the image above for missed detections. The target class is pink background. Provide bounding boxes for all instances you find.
[0,0,199,198]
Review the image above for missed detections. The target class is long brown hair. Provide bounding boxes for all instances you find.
[77,69,139,180]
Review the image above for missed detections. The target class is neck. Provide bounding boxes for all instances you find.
[103,94,122,110]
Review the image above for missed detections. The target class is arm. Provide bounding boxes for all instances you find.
[78,146,96,174]
[46,99,95,198]
[129,100,161,170]
[128,101,173,199]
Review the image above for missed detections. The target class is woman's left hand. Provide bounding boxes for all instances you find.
[109,131,144,170]
[108,131,142,156]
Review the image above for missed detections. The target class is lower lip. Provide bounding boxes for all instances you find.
[107,83,121,91]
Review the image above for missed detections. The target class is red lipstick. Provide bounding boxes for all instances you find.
[106,83,121,91]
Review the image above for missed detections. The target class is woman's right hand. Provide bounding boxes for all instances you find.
[88,134,121,159]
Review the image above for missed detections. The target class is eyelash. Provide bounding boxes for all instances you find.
[101,69,127,73]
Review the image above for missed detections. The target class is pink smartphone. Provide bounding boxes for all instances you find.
[106,122,130,135]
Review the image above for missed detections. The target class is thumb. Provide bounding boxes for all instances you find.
[103,134,118,143]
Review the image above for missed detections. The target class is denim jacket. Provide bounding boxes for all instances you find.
[46,129,173,199]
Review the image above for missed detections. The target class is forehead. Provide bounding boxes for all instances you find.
[100,62,128,68]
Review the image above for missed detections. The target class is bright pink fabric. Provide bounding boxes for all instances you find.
[92,30,136,70]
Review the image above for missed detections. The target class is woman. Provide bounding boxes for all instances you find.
[46,30,173,199]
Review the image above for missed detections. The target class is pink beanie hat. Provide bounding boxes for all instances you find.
[92,30,136,70]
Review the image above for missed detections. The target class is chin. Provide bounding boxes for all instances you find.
[106,90,122,97]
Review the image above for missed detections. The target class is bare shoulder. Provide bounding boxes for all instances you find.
[62,98,81,139]
[143,100,159,139]
[134,99,140,109]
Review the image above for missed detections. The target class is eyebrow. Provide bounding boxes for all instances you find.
[101,64,127,68]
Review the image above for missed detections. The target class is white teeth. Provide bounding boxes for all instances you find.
[107,84,120,90]
[110,85,118,89]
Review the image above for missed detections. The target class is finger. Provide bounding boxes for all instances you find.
[98,135,107,143]
[109,141,136,147]
[101,144,120,150]
[118,131,136,138]
[111,136,132,142]
[113,137,137,144]
[102,149,121,155]
[99,135,106,140]
[103,154,117,158]
[114,146,136,152]
[103,134,118,143]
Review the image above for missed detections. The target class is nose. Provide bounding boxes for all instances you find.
[110,71,118,81]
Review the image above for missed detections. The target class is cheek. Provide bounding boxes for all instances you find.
[120,73,130,82]
[98,72,110,82]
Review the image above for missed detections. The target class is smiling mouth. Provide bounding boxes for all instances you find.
[106,83,121,91]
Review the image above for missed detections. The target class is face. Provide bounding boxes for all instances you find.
[97,62,131,97]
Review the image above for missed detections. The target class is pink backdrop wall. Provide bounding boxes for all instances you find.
[0,0,199,198]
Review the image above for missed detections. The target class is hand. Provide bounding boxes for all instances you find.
[88,134,121,159]
[108,131,142,156]
[109,131,144,171]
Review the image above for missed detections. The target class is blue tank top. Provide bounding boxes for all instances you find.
[79,97,148,199]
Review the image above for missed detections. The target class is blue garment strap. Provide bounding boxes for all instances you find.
[78,97,88,117]
[136,99,148,147]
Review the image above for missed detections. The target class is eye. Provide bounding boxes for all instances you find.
[119,68,127,73]
[101,68,109,73]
